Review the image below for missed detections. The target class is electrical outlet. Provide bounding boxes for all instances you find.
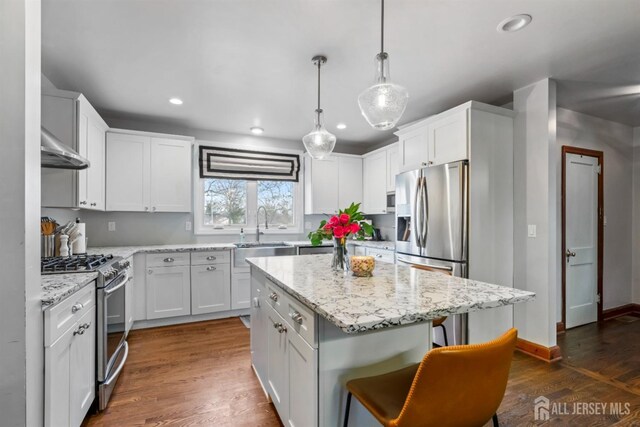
[108,221,116,232]
[527,224,536,238]
[185,221,192,231]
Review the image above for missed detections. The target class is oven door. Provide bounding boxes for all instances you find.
[97,271,129,382]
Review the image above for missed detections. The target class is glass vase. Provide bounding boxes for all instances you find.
[332,237,350,273]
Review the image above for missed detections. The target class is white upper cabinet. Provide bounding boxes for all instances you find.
[304,154,363,214]
[42,91,108,210]
[397,127,429,172]
[363,150,387,214]
[106,130,193,212]
[427,108,468,166]
[386,144,399,192]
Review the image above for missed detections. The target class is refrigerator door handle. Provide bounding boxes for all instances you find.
[413,176,423,248]
[421,177,429,247]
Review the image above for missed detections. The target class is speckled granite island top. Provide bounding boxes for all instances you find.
[247,254,535,333]
[41,272,98,309]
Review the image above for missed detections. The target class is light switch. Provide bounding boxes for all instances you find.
[185,221,192,231]
[108,222,116,232]
[527,224,536,238]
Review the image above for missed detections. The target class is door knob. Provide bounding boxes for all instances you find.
[565,249,576,261]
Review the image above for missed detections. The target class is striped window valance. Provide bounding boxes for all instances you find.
[199,146,300,182]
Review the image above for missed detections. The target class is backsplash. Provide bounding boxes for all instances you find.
[42,208,396,247]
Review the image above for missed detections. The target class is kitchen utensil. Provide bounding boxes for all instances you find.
[41,235,55,257]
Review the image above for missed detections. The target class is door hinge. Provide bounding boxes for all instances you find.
[595,164,602,175]
[596,294,601,304]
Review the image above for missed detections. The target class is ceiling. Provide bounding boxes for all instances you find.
[42,0,640,149]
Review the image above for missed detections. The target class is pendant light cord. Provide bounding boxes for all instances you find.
[380,0,384,54]
[316,58,322,122]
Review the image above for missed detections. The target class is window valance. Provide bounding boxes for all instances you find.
[199,146,300,182]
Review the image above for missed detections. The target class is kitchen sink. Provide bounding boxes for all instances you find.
[234,242,297,268]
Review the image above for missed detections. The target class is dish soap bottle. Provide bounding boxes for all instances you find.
[239,228,245,244]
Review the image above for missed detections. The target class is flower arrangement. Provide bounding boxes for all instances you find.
[308,203,374,246]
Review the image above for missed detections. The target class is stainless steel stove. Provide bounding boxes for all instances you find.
[41,254,132,411]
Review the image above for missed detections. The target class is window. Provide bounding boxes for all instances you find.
[196,178,301,234]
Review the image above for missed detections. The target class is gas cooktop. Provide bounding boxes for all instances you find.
[41,254,116,273]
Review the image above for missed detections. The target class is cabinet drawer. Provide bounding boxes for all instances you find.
[146,252,190,267]
[265,280,286,314]
[45,285,96,347]
[191,250,231,266]
[366,247,395,264]
[282,293,317,348]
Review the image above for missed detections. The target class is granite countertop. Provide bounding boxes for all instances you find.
[41,272,99,310]
[87,243,237,259]
[246,254,534,334]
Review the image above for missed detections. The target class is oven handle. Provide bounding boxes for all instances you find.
[104,272,129,295]
[104,341,129,386]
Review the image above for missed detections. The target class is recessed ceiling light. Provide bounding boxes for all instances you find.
[169,97,183,105]
[336,123,347,130]
[250,126,264,135]
[497,14,532,33]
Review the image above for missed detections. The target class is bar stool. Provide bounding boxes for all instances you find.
[343,328,517,427]
[411,264,452,347]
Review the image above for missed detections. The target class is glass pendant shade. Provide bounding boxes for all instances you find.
[358,53,409,130]
[302,110,336,160]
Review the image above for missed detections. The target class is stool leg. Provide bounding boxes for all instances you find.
[441,324,449,346]
[344,392,352,427]
[492,413,499,427]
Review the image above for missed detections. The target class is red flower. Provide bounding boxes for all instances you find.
[333,225,345,238]
[350,223,361,234]
[339,213,350,225]
[323,222,333,231]
[328,216,340,227]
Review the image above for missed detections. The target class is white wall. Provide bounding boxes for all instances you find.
[513,78,558,348]
[0,0,43,425]
[633,128,640,304]
[555,109,634,319]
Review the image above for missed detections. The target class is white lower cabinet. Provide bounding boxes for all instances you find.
[286,327,318,427]
[232,271,251,309]
[146,264,191,319]
[45,292,96,427]
[267,307,289,417]
[191,263,231,315]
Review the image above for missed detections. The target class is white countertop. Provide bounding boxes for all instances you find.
[247,254,535,333]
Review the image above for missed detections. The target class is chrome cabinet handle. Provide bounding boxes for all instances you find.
[79,201,87,205]
[163,257,174,263]
[290,311,303,325]
[144,206,149,211]
[148,269,153,274]
[90,202,97,206]
[71,303,84,313]
[253,297,260,308]
[80,323,90,330]
[206,256,217,261]
[73,325,85,336]
[273,322,282,329]
[566,250,576,261]
[272,322,287,333]
[269,292,278,302]
[206,266,217,271]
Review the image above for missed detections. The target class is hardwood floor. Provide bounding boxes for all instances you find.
[85,316,640,426]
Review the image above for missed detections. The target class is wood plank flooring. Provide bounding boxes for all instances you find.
[84,316,640,426]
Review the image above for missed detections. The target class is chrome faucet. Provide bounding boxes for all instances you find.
[256,206,268,243]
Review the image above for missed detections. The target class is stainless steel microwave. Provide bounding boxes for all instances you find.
[386,191,395,213]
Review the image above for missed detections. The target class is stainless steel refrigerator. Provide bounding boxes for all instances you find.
[395,161,468,344]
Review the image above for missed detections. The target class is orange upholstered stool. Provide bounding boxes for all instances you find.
[343,328,518,427]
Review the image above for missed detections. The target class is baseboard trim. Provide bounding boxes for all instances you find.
[516,338,562,363]
[603,304,640,321]
[556,322,565,334]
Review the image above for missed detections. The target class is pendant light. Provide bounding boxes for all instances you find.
[302,55,336,159]
[358,0,409,131]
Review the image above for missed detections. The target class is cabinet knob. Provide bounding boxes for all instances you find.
[79,201,87,206]
[73,327,85,336]
[90,202,97,207]
[152,207,157,212]
[290,311,303,325]
[80,323,90,330]
[206,256,217,261]
[206,266,217,271]
[163,257,174,263]
[253,297,260,308]
[145,207,149,211]
[71,303,84,313]
[148,269,153,274]
[269,292,279,302]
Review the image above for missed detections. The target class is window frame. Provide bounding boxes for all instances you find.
[193,141,304,235]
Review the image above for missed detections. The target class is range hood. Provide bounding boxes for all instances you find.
[41,126,90,170]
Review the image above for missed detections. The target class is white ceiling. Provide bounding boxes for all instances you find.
[42,0,640,149]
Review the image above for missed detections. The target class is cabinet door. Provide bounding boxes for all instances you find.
[149,138,192,212]
[69,305,96,427]
[45,325,73,427]
[232,271,251,310]
[306,157,339,214]
[338,156,363,209]
[125,272,134,334]
[146,265,191,319]
[386,144,399,192]
[191,263,231,315]
[106,133,150,211]
[250,275,268,388]
[428,109,468,166]
[287,330,318,427]
[363,151,387,214]
[77,97,107,211]
[267,307,289,420]
[399,127,429,171]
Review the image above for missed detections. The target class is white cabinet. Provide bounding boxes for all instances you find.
[396,104,471,172]
[106,130,193,212]
[191,263,231,315]
[304,154,363,214]
[286,329,318,427]
[125,257,134,333]
[232,271,251,310]
[146,264,191,319]
[363,150,388,214]
[365,247,395,264]
[250,274,269,392]
[267,307,289,417]
[386,144,399,192]
[42,92,108,210]
[45,290,96,427]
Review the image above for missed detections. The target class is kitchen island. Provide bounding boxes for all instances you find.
[247,254,534,427]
